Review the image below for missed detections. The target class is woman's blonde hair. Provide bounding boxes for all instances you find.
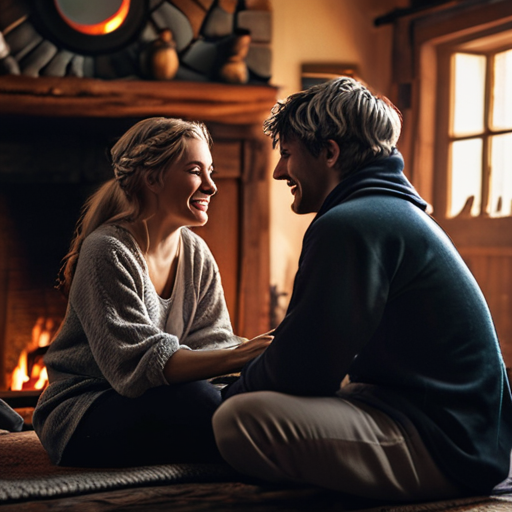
[57,117,212,296]
[263,77,402,176]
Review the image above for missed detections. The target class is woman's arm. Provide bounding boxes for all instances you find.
[164,331,273,383]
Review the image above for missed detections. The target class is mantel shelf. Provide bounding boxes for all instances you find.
[0,75,278,124]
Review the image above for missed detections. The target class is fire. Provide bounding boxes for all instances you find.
[10,317,59,391]
[10,350,30,391]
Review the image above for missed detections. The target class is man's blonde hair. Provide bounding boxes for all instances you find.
[263,77,402,176]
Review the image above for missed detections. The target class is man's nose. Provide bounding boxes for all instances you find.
[273,158,286,180]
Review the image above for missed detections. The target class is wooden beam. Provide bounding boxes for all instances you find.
[0,75,278,124]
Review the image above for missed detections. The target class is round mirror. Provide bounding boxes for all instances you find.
[54,0,131,36]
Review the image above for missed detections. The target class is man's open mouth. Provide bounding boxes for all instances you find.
[287,180,298,194]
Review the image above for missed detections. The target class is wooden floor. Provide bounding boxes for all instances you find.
[0,481,382,512]
[1,483,510,512]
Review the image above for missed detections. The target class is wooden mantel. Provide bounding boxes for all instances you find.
[0,75,278,125]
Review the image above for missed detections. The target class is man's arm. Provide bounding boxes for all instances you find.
[224,212,393,399]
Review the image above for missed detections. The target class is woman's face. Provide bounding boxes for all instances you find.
[153,136,217,228]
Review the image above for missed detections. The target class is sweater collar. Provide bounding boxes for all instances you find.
[315,150,428,220]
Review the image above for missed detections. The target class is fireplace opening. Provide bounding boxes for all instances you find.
[0,181,95,392]
[0,114,137,394]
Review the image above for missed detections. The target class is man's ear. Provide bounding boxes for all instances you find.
[324,140,340,169]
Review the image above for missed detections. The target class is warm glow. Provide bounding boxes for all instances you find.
[492,49,512,130]
[10,351,30,391]
[449,138,483,217]
[9,317,59,391]
[488,133,512,217]
[34,367,48,390]
[452,53,486,136]
[54,0,130,36]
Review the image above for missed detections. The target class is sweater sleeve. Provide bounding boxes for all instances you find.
[224,211,392,398]
[69,233,178,397]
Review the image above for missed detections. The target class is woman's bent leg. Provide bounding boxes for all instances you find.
[62,380,222,467]
[213,391,464,502]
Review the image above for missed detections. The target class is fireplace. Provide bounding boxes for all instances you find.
[0,0,275,400]
[0,80,276,403]
[0,114,132,392]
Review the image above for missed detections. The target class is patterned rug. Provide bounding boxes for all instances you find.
[1,430,511,511]
[0,430,238,503]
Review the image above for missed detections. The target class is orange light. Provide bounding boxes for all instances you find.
[11,350,29,391]
[9,317,59,391]
[55,0,130,36]
[34,367,48,390]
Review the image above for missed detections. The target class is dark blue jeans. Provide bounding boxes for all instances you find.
[61,380,222,467]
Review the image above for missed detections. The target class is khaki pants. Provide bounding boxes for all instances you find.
[213,389,464,502]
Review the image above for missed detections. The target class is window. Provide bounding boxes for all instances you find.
[448,46,512,218]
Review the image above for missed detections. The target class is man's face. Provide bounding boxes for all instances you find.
[273,135,338,214]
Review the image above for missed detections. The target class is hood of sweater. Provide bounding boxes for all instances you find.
[315,149,428,222]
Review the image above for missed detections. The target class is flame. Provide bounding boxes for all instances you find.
[34,367,48,390]
[10,350,30,391]
[10,317,58,391]
[54,0,131,36]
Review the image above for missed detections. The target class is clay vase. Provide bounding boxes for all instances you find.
[148,29,179,80]
[218,31,251,84]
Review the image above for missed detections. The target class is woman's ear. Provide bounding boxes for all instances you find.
[143,172,161,193]
[325,139,341,169]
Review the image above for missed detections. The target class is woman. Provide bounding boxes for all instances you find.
[32,117,273,467]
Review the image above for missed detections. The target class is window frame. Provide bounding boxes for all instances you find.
[435,28,512,221]
[399,1,512,248]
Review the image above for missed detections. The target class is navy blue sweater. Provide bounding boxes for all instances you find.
[224,151,512,493]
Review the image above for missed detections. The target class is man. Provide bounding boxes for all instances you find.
[212,77,512,501]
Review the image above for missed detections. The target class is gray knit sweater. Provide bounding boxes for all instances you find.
[33,224,240,464]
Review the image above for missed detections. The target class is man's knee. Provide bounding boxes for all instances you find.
[212,392,291,480]
[213,393,270,448]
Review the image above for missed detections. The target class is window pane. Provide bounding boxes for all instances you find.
[492,49,512,130]
[449,138,483,217]
[489,133,512,217]
[452,53,486,136]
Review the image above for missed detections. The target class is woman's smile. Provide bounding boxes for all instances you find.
[190,198,210,212]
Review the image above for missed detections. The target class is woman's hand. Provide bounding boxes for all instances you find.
[164,330,274,384]
[230,330,274,367]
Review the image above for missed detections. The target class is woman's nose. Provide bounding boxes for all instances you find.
[201,174,217,195]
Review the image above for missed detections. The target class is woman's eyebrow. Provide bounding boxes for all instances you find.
[185,160,213,167]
